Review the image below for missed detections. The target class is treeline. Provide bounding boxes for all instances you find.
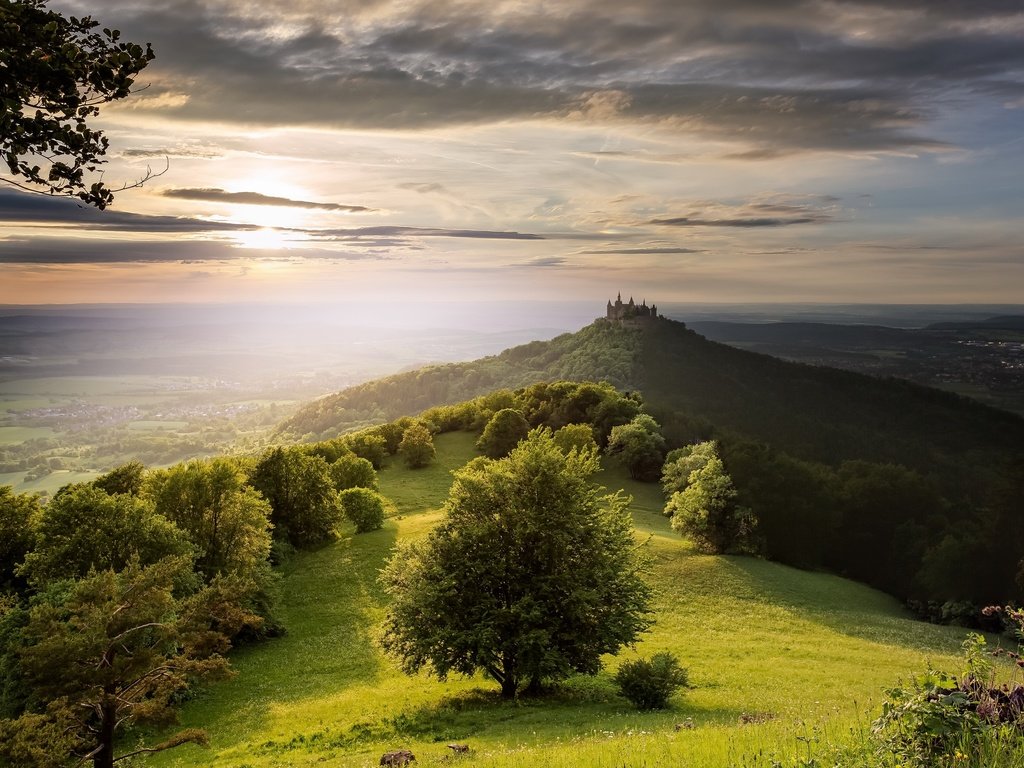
[657,438,1024,622]
[278,321,641,438]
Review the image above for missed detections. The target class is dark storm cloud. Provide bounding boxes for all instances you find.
[82,0,1024,153]
[162,187,375,212]
[0,189,256,233]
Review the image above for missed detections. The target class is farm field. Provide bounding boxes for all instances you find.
[148,432,977,768]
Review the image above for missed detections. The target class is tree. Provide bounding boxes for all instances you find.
[328,454,378,491]
[91,460,146,497]
[551,423,598,456]
[606,414,666,481]
[343,432,388,470]
[144,459,273,580]
[249,447,341,549]
[476,408,530,458]
[0,487,39,592]
[667,454,757,554]
[0,0,157,208]
[661,441,717,496]
[338,487,387,533]
[398,423,435,468]
[0,556,245,768]
[18,484,191,586]
[380,429,651,698]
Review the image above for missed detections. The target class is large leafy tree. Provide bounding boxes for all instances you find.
[0,0,156,208]
[607,414,667,482]
[667,452,757,554]
[0,556,248,768]
[476,407,530,458]
[145,459,272,580]
[18,484,191,586]
[249,447,341,548]
[380,429,651,698]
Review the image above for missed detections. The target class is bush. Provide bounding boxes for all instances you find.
[615,652,688,710]
[398,423,435,469]
[872,625,1024,767]
[328,454,378,491]
[339,488,387,533]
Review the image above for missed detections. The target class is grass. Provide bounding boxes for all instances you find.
[0,469,100,495]
[147,435,982,768]
[0,425,55,445]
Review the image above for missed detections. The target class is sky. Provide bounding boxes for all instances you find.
[1,0,1023,306]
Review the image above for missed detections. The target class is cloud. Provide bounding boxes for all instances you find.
[651,216,826,228]
[649,196,837,228]
[515,256,569,268]
[121,146,221,159]
[76,0,1024,154]
[162,187,375,212]
[0,189,256,233]
[0,237,240,263]
[398,182,447,194]
[582,247,705,255]
[310,226,545,240]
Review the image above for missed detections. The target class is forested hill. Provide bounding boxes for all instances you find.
[635,317,1024,471]
[277,320,643,438]
[280,315,1023,468]
[280,315,1024,608]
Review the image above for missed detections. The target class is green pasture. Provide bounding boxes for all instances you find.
[148,432,978,768]
[0,425,56,445]
[0,468,100,496]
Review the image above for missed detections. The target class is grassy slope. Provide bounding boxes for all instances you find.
[150,432,973,768]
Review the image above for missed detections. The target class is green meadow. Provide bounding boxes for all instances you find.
[149,431,979,768]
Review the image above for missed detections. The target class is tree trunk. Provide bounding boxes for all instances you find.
[93,699,117,768]
[500,675,519,699]
[525,675,543,696]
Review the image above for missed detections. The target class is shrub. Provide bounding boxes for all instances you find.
[615,652,688,710]
[872,626,1024,767]
[339,488,387,533]
[329,454,378,491]
[399,423,435,469]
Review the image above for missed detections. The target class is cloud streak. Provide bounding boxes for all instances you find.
[162,187,376,212]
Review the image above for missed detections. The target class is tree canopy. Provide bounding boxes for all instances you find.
[607,414,667,481]
[398,422,435,468]
[476,408,530,458]
[249,447,341,549]
[0,0,156,208]
[380,429,651,698]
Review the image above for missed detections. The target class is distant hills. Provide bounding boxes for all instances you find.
[689,316,1024,416]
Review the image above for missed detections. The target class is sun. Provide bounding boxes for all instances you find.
[232,227,293,250]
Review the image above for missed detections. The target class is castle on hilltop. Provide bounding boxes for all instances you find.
[606,293,658,322]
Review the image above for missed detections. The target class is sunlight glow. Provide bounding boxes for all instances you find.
[233,228,294,250]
